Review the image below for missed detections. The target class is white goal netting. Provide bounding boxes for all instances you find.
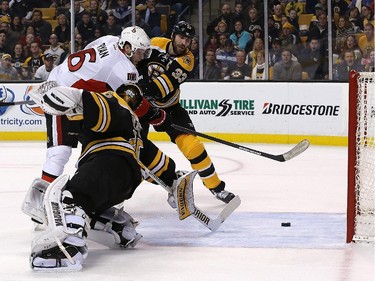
[353,72,375,242]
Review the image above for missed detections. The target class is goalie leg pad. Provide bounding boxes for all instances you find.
[30,174,88,272]
[173,170,198,220]
[90,206,142,248]
[21,178,50,225]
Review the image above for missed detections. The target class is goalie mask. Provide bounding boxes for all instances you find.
[118,26,151,59]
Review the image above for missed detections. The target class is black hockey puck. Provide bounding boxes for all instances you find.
[281,222,291,227]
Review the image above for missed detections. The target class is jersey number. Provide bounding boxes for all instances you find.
[171,68,187,83]
[67,49,97,72]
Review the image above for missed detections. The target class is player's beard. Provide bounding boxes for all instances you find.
[172,40,187,56]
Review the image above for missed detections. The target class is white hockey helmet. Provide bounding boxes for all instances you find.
[118,26,151,58]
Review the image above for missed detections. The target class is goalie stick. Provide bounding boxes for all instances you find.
[171,124,310,162]
[140,163,241,232]
[0,100,35,106]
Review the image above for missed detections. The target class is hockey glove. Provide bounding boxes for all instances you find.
[149,108,172,132]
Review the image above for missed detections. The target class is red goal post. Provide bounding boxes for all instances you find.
[347,70,375,243]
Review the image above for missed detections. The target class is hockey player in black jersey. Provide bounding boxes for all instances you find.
[27,82,197,271]
[137,21,236,203]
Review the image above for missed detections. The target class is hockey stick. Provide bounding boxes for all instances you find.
[0,100,35,106]
[140,163,240,232]
[171,124,310,162]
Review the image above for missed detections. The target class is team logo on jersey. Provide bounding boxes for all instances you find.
[182,55,192,66]
[127,72,137,81]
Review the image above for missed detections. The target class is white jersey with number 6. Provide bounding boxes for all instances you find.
[48,35,139,93]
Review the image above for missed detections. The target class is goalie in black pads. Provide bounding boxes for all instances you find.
[27,82,197,271]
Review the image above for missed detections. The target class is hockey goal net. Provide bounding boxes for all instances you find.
[347,70,375,243]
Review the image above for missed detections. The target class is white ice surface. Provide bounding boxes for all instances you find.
[0,141,374,281]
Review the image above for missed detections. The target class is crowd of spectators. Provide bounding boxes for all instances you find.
[0,0,190,81]
[0,0,373,82]
[203,0,374,81]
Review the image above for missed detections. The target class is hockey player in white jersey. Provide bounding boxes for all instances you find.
[22,27,185,252]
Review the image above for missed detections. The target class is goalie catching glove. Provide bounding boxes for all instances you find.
[28,81,83,116]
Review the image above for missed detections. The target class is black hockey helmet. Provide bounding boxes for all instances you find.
[172,21,195,39]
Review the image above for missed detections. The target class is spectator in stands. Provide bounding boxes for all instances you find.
[43,33,65,65]
[360,5,374,28]
[19,64,33,80]
[0,30,11,55]
[224,49,251,80]
[112,0,132,28]
[341,34,362,62]
[244,7,263,33]
[215,20,229,36]
[75,11,95,45]
[280,22,299,55]
[124,8,152,37]
[11,43,26,74]
[305,0,319,14]
[74,33,86,51]
[285,0,305,16]
[102,14,122,36]
[267,15,280,44]
[251,50,268,80]
[87,0,108,26]
[272,48,302,80]
[0,0,12,23]
[308,12,330,56]
[0,53,17,80]
[34,53,55,80]
[269,37,282,66]
[10,15,25,36]
[203,48,222,80]
[29,9,52,45]
[190,36,199,79]
[348,6,363,32]
[245,24,262,52]
[0,20,19,52]
[206,3,235,35]
[362,49,374,72]
[65,0,86,26]
[310,3,326,29]
[233,2,244,22]
[216,38,237,79]
[141,0,162,37]
[334,49,363,81]
[358,23,374,59]
[334,16,355,55]
[230,18,251,50]
[20,31,42,58]
[23,41,44,76]
[299,38,328,80]
[204,33,219,53]
[246,37,264,70]
[54,14,70,44]
[216,33,229,53]
[332,0,349,17]
[8,0,32,20]
[288,9,300,31]
[271,4,283,32]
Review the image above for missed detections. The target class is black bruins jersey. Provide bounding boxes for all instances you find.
[77,90,143,172]
[77,90,176,186]
[137,37,194,109]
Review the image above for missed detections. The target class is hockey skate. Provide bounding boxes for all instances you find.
[89,206,142,248]
[210,182,236,204]
[30,175,88,272]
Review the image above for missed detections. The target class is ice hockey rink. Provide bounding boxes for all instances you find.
[0,140,374,281]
